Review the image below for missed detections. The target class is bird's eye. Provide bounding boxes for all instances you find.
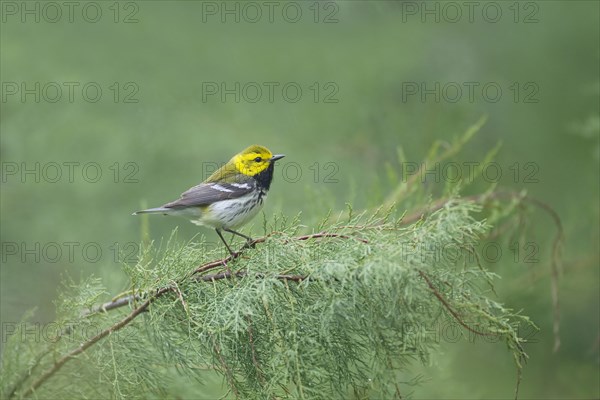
[254,157,262,162]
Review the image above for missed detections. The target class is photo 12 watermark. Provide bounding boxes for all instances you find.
[1,161,140,184]
[201,81,339,104]
[399,161,540,184]
[400,81,540,104]
[1,241,141,265]
[401,318,539,345]
[1,81,140,104]
[241,237,541,267]
[398,1,540,24]
[1,1,140,23]
[200,1,339,24]
[397,240,541,265]
[197,161,340,184]
[1,320,137,344]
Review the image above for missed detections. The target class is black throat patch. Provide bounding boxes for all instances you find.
[253,161,275,191]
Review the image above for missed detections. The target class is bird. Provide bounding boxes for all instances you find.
[133,145,285,255]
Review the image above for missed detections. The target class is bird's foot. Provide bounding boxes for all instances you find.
[240,239,256,251]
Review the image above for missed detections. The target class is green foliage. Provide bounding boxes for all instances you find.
[1,120,549,399]
[2,3,597,398]
[2,198,532,399]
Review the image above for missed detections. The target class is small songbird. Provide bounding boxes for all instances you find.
[133,145,285,255]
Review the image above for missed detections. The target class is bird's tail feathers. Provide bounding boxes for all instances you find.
[132,207,170,216]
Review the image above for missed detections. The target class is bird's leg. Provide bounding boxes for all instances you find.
[223,228,256,249]
[222,228,255,277]
[215,228,236,258]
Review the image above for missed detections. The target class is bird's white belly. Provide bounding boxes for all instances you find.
[192,193,264,229]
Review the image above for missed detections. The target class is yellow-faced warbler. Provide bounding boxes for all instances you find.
[133,145,285,255]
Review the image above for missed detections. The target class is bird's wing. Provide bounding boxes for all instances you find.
[163,178,255,209]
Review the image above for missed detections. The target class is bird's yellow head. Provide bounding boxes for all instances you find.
[232,145,285,176]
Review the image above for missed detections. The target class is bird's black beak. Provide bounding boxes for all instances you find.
[271,154,285,162]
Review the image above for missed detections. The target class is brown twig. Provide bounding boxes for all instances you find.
[286,232,368,244]
[212,336,239,398]
[195,270,309,283]
[403,191,563,352]
[6,293,144,398]
[81,294,142,317]
[12,232,359,397]
[517,195,563,353]
[418,268,531,397]
[20,287,171,398]
[13,190,559,397]
[69,271,310,320]
[245,315,266,386]
[171,283,189,314]
[192,231,367,278]
[417,269,497,337]
[4,347,54,399]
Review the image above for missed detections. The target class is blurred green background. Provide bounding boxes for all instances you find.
[1,1,598,398]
